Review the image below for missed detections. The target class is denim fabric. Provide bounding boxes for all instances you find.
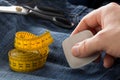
[0,0,120,80]
[67,0,120,8]
[67,0,104,8]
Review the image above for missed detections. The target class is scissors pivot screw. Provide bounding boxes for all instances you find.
[16,6,22,12]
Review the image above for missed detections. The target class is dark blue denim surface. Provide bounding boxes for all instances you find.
[0,0,120,80]
[68,0,120,8]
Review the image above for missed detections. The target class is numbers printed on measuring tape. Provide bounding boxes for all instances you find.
[8,31,54,72]
[14,31,53,51]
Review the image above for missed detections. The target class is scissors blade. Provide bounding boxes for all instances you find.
[0,6,28,15]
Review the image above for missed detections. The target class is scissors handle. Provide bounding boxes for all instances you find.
[36,6,65,17]
[23,5,74,29]
[29,10,74,29]
[52,17,74,29]
[23,5,64,17]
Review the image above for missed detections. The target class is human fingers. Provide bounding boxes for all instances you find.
[103,54,114,68]
[71,8,102,36]
[71,32,104,57]
[71,2,120,36]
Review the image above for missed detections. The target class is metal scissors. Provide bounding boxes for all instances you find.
[0,5,74,29]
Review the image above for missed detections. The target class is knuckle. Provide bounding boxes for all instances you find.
[82,40,87,53]
[94,31,106,49]
[102,2,119,14]
[107,2,119,9]
[95,31,105,41]
[81,17,87,24]
[79,40,88,57]
[109,2,119,6]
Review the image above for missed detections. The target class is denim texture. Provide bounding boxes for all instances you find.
[0,0,120,80]
[68,0,120,8]
[67,0,104,8]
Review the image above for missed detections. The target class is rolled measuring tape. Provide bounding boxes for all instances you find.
[8,31,53,72]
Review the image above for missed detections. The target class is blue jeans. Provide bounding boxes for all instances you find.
[0,0,120,80]
[67,0,104,8]
[67,0,120,8]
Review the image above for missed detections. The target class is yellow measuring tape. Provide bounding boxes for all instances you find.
[8,31,54,72]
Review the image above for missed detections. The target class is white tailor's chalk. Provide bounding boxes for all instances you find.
[62,30,99,69]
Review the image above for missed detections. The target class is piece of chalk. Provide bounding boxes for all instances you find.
[62,30,99,69]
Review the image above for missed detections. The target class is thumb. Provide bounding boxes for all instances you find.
[72,36,102,57]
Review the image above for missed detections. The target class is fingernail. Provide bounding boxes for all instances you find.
[72,45,80,57]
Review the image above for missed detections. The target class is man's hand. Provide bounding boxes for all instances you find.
[71,2,120,68]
